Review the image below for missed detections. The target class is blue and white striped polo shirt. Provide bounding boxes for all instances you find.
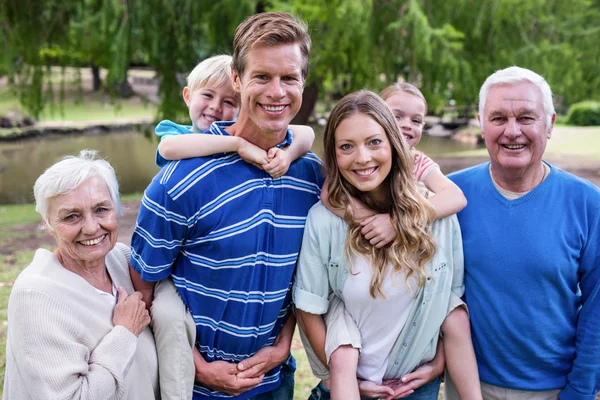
[131,121,324,399]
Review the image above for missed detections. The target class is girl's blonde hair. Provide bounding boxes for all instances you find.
[323,91,436,298]
[380,82,428,115]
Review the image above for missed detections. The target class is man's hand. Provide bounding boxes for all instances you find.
[358,379,395,399]
[193,347,264,397]
[236,344,289,379]
[360,213,397,248]
[237,138,269,168]
[263,147,291,178]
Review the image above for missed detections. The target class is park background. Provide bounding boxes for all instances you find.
[1,0,599,397]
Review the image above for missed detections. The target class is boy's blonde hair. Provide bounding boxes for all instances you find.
[380,82,428,115]
[186,55,234,93]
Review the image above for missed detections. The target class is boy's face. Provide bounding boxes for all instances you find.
[183,84,239,132]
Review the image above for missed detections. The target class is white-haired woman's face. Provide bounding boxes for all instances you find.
[46,177,118,265]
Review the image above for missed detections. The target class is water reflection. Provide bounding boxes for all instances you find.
[0,128,480,204]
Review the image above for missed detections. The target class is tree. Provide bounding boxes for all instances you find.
[2,0,599,121]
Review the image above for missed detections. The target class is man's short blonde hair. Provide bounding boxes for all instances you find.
[186,55,234,93]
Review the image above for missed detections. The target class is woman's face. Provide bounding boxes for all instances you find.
[334,112,392,202]
[46,177,118,265]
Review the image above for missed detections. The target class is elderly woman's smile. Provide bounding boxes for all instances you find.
[47,177,118,265]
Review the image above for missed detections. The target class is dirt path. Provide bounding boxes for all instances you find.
[2,156,599,256]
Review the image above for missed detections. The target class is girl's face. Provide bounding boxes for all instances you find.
[334,112,392,203]
[385,92,426,149]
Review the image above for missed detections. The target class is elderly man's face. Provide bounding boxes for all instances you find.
[232,43,304,135]
[480,82,552,175]
[46,177,118,266]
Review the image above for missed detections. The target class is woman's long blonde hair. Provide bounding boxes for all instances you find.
[323,91,436,298]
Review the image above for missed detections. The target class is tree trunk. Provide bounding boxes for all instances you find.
[91,64,102,92]
[292,82,318,125]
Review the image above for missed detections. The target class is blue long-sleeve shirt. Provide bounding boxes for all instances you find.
[450,162,600,400]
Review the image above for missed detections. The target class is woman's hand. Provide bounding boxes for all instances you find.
[387,359,444,399]
[358,379,395,399]
[113,287,151,336]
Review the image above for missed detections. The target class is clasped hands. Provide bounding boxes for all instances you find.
[237,139,290,178]
[194,344,288,397]
[358,359,443,400]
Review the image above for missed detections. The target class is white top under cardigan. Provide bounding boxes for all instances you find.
[342,255,418,383]
[293,201,465,379]
[3,243,160,400]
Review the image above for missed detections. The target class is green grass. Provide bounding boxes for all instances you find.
[0,251,38,396]
[0,87,157,122]
[0,203,39,226]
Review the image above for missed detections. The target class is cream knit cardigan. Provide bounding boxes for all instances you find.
[3,243,160,399]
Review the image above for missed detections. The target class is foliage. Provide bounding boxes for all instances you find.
[566,101,600,126]
[1,0,600,120]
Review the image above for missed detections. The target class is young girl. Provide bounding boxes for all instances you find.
[298,90,481,400]
[154,54,315,177]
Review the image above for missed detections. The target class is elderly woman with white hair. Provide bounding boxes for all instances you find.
[3,150,159,399]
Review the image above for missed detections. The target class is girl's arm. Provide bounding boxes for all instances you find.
[263,125,315,178]
[320,180,375,221]
[158,134,268,166]
[422,169,467,219]
[296,309,328,366]
[321,180,397,248]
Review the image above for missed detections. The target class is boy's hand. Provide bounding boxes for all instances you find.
[263,147,291,178]
[360,213,397,248]
[237,139,269,169]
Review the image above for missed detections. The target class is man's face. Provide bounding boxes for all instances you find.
[232,43,304,135]
[480,82,554,174]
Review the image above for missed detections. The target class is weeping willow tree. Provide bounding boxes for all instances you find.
[0,0,257,120]
[1,0,599,121]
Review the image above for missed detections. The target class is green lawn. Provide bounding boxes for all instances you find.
[0,82,157,123]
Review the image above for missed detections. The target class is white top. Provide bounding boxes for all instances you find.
[342,255,418,383]
[95,281,118,307]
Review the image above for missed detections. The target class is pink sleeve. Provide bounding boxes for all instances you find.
[413,151,439,182]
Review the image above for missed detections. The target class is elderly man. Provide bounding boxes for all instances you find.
[447,66,600,400]
[130,12,323,400]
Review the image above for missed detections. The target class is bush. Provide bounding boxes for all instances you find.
[566,101,600,126]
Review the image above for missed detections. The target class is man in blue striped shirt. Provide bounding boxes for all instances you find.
[130,12,323,400]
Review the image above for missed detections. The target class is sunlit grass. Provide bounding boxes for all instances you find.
[0,86,157,123]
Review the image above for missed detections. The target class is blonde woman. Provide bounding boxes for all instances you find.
[294,91,472,400]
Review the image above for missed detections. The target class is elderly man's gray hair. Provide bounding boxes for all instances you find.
[33,149,121,226]
[479,66,555,128]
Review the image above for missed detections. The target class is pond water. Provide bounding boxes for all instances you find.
[0,128,480,204]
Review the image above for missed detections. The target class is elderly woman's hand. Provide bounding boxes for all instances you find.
[113,287,151,337]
